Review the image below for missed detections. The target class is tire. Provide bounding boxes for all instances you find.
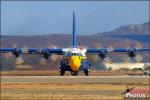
[59,70,65,76]
[71,71,78,76]
[84,70,89,76]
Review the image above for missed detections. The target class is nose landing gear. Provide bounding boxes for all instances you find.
[71,71,78,76]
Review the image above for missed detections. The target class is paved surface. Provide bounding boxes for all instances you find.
[1,76,150,84]
[1,89,123,94]
[1,76,150,100]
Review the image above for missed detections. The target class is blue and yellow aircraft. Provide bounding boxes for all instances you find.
[0,12,150,76]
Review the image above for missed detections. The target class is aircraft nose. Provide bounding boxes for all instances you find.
[69,56,81,71]
[72,60,80,67]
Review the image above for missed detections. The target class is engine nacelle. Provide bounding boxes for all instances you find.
[98,50,106,60]
[41,48,51,59]
[12,48,21,57]
[128,48,136,58]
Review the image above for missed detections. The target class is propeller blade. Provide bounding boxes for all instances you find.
[108,44,114,53]
[103,57,112,64]
[94,43,102,48]
[48,43,57,48]
[90,55,99,63]
[90,43,105,62]
[47,43,60,62]
[124,41,131,49]
[77,44,87,50]
[121,56,131,63]
[12,39,18,48]
[15,57,24,64]
[22,46,29,53]
[108,44,114,50]
[135,41,143,49]
[51,54,59,62]
[38,58,47,65]
[135,54,143,63]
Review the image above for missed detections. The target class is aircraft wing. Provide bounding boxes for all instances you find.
[114,48,150,54]
[86,48,150,54]
[0,48,63,55]
[86,48,150,59]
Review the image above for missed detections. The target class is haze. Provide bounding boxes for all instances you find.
[1,1,149,35]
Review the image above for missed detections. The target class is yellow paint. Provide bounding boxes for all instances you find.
[69,56,81,71]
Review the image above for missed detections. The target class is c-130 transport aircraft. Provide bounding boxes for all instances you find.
[0,12,150,76]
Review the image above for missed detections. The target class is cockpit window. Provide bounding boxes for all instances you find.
[71,53,82,56]
[71,53,78,55]
[63,52,82,56]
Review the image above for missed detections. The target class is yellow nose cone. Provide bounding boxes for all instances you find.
[69,56,81,71]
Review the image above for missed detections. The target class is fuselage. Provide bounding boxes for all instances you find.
[60,48,90,71]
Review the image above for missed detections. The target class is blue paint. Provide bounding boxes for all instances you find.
[72,11,77,48]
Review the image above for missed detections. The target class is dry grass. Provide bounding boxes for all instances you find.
[1,93,122,100]
[1,82,149,100]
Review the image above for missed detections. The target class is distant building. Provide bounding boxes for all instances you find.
[104,63,150,70]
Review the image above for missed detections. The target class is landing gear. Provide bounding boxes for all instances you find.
[84,69,90,76]
[84,70,89,76]
[59,69,65,76]
[71,71,78,76]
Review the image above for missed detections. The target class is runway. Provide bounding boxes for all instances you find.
[1,76,149,99]
[1,76,149,84]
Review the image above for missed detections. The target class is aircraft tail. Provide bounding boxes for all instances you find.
[72,11,77,48]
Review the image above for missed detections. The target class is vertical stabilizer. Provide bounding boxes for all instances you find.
[72,11,77,48]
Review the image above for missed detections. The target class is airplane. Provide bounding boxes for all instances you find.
[0,12,150,76]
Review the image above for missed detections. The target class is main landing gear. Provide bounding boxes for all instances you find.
[84,70,89,76]
[59,69,65,76]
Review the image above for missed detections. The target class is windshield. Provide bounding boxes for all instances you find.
[71,53,82,56]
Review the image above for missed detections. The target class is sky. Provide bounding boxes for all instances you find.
[1,1,149,36]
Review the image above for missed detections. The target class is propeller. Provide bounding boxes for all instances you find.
[11,39,26,64]
[38,44,60,65]
[103,44,114,62]
[108,44,114,51]
[134,54,143,63]
[98,49,107,60]
[15,57,24,64]
[90,55,99,63]
[124,41,131,49]
[89,43,109,62]
[21,46,29,54]
[103,57,112,64]
[38,58,47,65]
[77,43,87,50]
[51,54,60,62]
[121,56,131,63]
[135,41,143,49]
[48,44,60,62]
[12,39,18,48]
[38,48,50,65]
[122,41,144,63]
